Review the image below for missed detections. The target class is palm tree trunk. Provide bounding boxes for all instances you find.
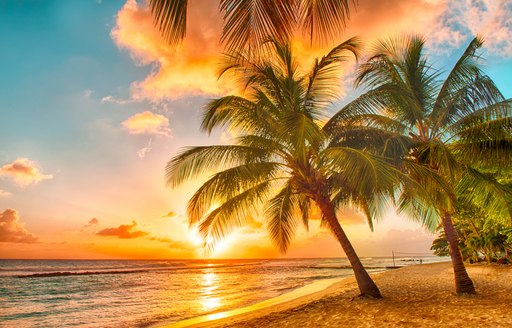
[442,212,476,294]
[315,194,382,298]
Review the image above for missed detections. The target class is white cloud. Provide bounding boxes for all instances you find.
[101,95,135,105]
[137,138,153,159]
[425,0,512,56]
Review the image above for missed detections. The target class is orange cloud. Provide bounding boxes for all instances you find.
[80,218,99,232]
[111,0,231,100]
[0,189,11,197]
[0,209,39,243]
[162,211,177,218]
[0,158,53,187]
[112,0,511,103]
[96,221,149,239]
[122,111,171,136]
[148,236,194,250]
[88,218,99,225]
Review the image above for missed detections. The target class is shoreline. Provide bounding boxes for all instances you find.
[159,262,512,327]
[153,274,361,328]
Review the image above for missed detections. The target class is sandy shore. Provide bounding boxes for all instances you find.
[177,262,512,327]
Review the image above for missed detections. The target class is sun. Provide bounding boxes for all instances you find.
[187,227,238,258]
[187,228,204,246]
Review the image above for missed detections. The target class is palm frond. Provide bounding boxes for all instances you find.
[430,36,484,130]
[149,0,188,45]
[452,138,512,168]
[324,81,418,135]
[354,35,436,128]
[297,193,312,230]
[297,0,355,44]
[434,77,508,137]
[199,180,276,251]
[305,37,360,106]
[266,183,302,253]
[202,95,281,137]
[456,167,512,220]
[449,99,512,132]
[187,162,284,224]
[396,190,440,231]
[325,147,399,197]
[165,145,269,188]
[280,111,325,160]
[219,0,296,53]
[399,159,455,214]
[413,140,459,180]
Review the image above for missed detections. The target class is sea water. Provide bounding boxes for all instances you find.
[0,257,444,327]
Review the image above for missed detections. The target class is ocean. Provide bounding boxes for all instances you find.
[0,257,444,327]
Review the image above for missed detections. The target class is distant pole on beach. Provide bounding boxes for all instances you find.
[392,251,395,267]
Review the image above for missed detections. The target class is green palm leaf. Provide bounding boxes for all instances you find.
[187,162,284,224]
[266,183,301,253]
[165,145,269,188]
[199,180,275,251]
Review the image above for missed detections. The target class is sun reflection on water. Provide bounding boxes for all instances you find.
[199,269,223,311]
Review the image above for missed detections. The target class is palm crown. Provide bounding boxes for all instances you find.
[165,38,403,298]
[325,35,512,294]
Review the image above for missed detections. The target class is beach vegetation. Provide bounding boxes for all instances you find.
[432,196,512,264]
[325,35,512,294]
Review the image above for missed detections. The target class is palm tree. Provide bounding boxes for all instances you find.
[149,0,356,52]
[325,35,512,294]
[165,38,402,298]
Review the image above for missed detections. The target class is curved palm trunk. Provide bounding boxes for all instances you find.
[442,212,476,294]
[315,194,382,298]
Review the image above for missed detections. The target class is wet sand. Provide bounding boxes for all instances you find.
[168,262,512,327]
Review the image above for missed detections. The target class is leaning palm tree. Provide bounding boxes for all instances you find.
[325,35,512,294]
[149,0,356,52]
[165,38,402,298]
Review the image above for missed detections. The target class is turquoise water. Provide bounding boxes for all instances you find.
[0,257,443,327]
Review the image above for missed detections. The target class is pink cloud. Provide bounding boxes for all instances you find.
[96,221,149,239]
[148,236,195,250]
[122,111,171,136]
[0,209,39,243]
[0,158,53,187]
[162,211,177,218]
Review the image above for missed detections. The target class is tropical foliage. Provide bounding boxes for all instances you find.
[432,174,512,264]
[149,0,356,52]
[165,38,408,298]
[324,35,512,294]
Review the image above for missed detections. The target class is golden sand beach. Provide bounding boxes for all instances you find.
[168,262,512,328]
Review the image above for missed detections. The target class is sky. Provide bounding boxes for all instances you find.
[1,0,511,260]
